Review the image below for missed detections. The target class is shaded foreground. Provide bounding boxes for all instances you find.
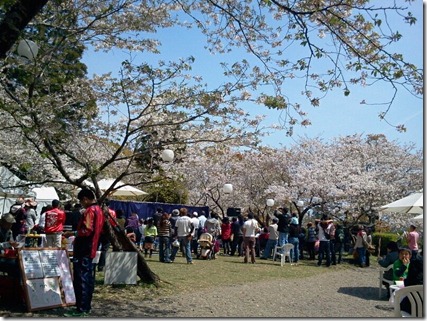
[0,255,394,318]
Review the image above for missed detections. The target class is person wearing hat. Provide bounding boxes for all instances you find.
[24,199,39,233]
[0,214,20,279]
[9,198,24,216]
[190,212,199,256]
[169,209,180,251]
[169,209,180,230]
[0,214,18,251]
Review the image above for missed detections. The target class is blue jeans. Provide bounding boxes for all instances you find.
[356,247,366,266]
[262,239,277,259]
[158,236,171,263]
[278,232,289,247]
[170,236,192,263]
[73,256,94,313]
[318,241,331,266]
[288,236,299,263]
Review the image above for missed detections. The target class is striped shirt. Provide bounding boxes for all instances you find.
[158,219,171,237]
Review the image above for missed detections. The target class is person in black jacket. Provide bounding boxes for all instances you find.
[274,207,291,247]
[288,221,300,264]
[230,216,244,256]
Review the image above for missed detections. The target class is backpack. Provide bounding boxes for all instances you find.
[10,204,22,216]
[337,229,345,242]
[283,214,291,226]
[320,222,331,240]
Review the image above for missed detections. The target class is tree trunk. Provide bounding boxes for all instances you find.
[102,206,160,285]
[0,0,49,59]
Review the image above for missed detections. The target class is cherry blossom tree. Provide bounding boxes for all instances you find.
[0,0,422,282]
[178,134,422,231]
[0,0,423,134]
[174,0,422,133]
[0,1,264,284]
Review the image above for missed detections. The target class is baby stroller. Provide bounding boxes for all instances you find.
[198,233,215,260]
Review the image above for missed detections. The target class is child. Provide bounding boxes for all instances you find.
[393,247,411,281]
[125,227,136,243]
[143,218,157,258]
[290,212,299,225]
[138,218,146,250]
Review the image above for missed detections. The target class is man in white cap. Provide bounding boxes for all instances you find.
[190,212,199,255]
[24,199,39,232]
[0,214,20,278]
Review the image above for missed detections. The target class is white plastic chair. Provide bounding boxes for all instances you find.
[393,285,423,317]
[378,264,394,298]
[273,243,294,266]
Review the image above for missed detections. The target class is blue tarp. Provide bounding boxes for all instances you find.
[109,200,209,220]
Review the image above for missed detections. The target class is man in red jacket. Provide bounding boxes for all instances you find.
[44,199,66,247]
[63,188,105,317]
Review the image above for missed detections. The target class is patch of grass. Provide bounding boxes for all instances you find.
[93,254,353,302]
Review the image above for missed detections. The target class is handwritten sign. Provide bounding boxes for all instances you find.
[19,249,75,311]
[25,277,63,309]
[39,250,61,277]
[56,250,75,304]
[21,250,43,279]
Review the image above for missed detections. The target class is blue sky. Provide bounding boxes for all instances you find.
[83,1,423,151]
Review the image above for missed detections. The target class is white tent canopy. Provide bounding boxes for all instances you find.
[0,166,60,214]
[380,191,423,214]
[32,186,60,209]
[0,166,27,215]
[0,166,26,197]
[84,179,147,197]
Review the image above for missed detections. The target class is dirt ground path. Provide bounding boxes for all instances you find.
[1,264,395,318]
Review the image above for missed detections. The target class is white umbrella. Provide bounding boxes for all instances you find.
[380,192,423,214]
[95,179,148,197]
[413,213,423,221]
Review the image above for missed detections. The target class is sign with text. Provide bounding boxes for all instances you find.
[18,249,75,311]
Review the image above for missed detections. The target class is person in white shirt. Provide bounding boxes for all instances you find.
[261,217,279,260]
[24,200,39,232]
[198,211,207,232]
[242,213,260,264]
[190,212,200,256]
[170,208,194,264]
[317,217,333,267]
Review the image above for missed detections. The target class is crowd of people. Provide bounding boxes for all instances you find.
[119,205,360,267]
[123,208,221,264]
[0,196,423,317]
[255,207,348,267]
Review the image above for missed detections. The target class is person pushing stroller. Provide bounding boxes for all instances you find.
[202,213,221,259]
